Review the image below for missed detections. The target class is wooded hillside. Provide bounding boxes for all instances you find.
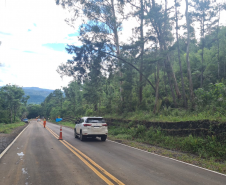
[40,0,226,120]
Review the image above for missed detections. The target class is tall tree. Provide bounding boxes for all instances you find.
[145,0,179,106]
[0,85,25,123]
[185,0,194,105]
[174,0,187,107]
[193,0,218,87]
[138,0,145,104]
[56,0,125,101]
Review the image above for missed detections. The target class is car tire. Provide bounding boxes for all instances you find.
[80,131,85,141]
[101,135,107,141]
[74,131,78,138]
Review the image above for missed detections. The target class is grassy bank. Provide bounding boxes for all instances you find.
[50,120,74,129]
[0,122,26,134]
[107,135,226,174]
[50,118,226,173]
[103,109,226,122]
[108,124,226,159]
[108,124,226,174]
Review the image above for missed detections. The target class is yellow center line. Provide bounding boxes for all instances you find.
[46,126,125,185]
[63,140,125,185]
[59,140,114,185]
[41,124,116,185]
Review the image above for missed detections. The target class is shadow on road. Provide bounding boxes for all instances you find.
[75,137,105,142]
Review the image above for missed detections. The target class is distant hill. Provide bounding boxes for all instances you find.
[23,87,54,104]
[0,86,54,104]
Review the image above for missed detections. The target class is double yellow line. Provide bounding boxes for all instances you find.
[41,123,124,185]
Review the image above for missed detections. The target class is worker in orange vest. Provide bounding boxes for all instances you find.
[43,118,47,128]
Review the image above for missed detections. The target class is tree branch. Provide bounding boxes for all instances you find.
[93,48,157,92]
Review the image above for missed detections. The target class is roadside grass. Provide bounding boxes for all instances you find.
[108,125,226,174]
[107,135,226,174]
[0,122,26,134]
[49,118,226,174]
[50,120,74,129]
[103,109,226,122]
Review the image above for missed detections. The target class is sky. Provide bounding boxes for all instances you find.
[0,0,226,90]
[0,0,82,90]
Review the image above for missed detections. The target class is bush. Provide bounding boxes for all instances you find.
[85,109,93,116]
[109,125,226,159]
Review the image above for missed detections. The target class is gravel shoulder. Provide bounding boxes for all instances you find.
[0,123,28,154]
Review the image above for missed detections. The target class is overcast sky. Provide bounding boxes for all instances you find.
[0,0,82,90]
[0,0,225,90]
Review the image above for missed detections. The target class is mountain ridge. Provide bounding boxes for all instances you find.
[0,86,55,104]
[23,87,54,104]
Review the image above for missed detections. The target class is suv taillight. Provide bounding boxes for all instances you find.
[83,124,92,126]
[102,124,107,126]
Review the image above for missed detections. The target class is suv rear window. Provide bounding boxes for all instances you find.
[86,118,105,123]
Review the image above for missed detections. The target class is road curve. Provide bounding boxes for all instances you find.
[0,120,225,185]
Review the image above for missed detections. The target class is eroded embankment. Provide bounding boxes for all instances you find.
[105,118,226,139]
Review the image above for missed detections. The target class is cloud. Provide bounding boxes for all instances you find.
[0,31,12,36]
[0,0,83,89]
[42,43,67,52]
[23,50,36,53]
[68,33,79,37]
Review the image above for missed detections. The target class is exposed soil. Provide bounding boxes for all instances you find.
[0,124,28,154]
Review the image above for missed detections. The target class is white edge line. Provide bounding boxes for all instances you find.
[0,123,29,159]
[49,123,226,177]
[107,139,226,177]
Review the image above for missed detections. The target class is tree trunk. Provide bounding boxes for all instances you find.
[175,0,187,107]
[163,70,167,95]
[164,59,177,106]
[139,0,144,104]
[200,12,205,87]
[185,0,194,104]
[14,107,16,122]
[110,0,122,101]
[217,6,220,80]
[154,61,160,114]
[10,109,12,123]
[169,59,181,99]
[162,0,178,106]
[224,59,225,77]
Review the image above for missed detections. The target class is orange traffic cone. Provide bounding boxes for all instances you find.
[58,125,63,140]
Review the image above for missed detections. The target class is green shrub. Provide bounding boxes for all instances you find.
[108,125,226,159]
[85,109,93,116]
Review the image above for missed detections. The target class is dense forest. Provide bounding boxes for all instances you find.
[0,85,29,123]
[35,0,226,121]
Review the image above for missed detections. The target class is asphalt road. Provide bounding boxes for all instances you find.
[0,120,226,185]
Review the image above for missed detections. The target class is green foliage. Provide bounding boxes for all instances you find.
[43,2,226,125]
[195,83,226,115]
[85,109,93,116]
[27,104,42,118]
[0,122,26,134]
[0,85,29,123]
[109,125,226,159]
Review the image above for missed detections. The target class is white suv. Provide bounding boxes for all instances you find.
[74,117,108,141]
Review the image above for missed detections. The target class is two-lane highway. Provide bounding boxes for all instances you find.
[0,120,226,185]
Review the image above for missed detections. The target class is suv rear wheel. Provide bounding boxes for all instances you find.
[101,135,107,141]
[80,130,85,141]
[74,130,78,138]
